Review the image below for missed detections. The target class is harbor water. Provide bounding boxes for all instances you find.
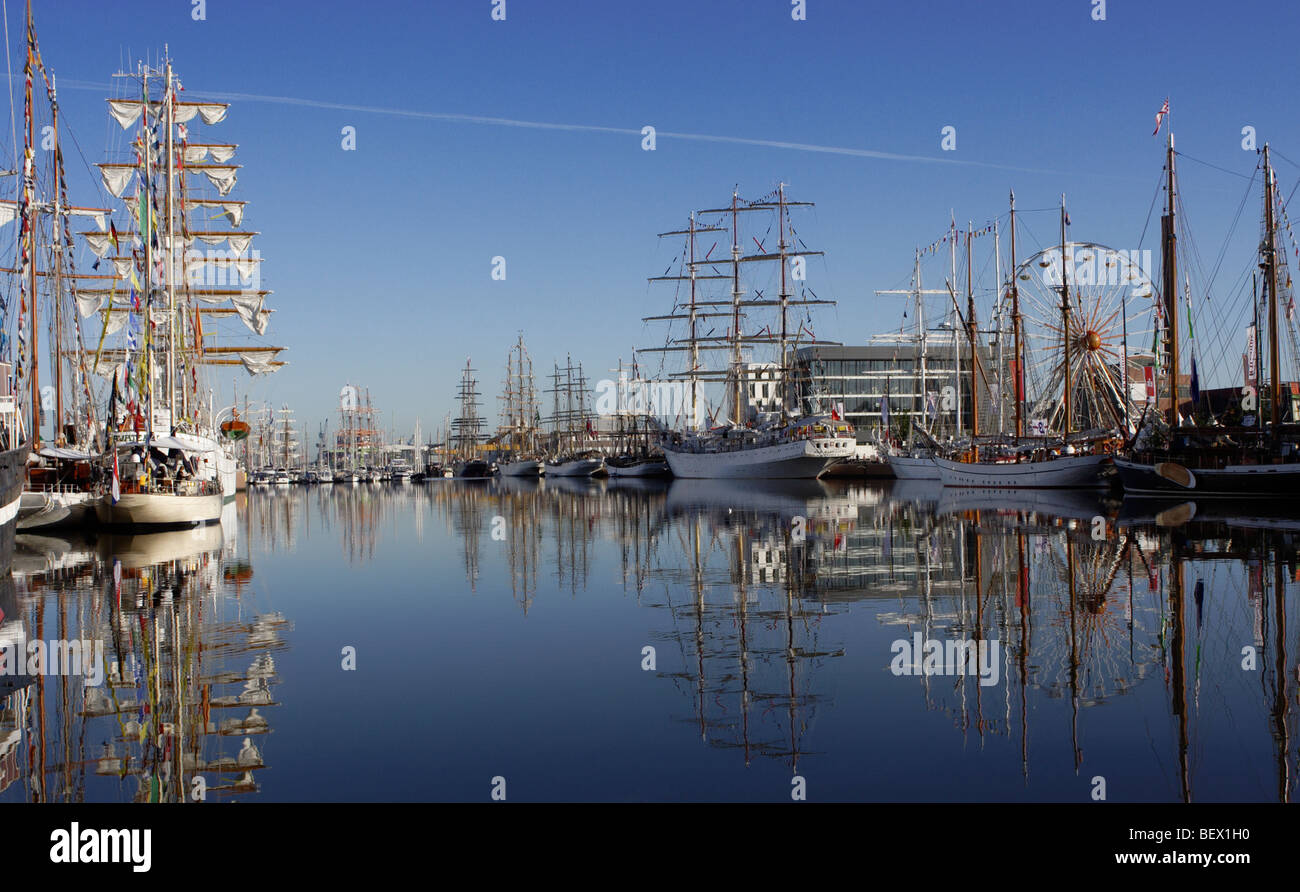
[2,479,1296,802]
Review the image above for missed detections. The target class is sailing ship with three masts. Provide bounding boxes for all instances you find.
[496,334,544,477]
[638,184,855,479]
[544,355,604,477]
[84,51,285,525]
[450,358,494,478]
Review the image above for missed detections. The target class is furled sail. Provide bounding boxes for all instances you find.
[99,163,136,198]
[105,99,229,128]
[198,165,239,196]
[188,199,244,226]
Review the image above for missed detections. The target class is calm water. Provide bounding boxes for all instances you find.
[1,478,1296,802]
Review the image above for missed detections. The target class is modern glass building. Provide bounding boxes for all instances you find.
[789,340,992,442]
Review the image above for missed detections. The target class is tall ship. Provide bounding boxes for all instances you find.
[1114,127,1300,496]
[269,405,302,483]
[0,7,99,534]
[604,357,670,477]
[80,52,285,523]
[496,335,544,477]
[451,358,493,478]
[335,383,380,481]
[638,185,855,479]
[544,355,603,477]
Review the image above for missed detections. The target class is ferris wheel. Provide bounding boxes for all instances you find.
[1014,243,1157,434]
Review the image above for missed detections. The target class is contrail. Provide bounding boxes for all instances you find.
[52,77,1072,176]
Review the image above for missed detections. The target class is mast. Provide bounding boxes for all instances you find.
[966,221,979,451]
[165,58,177,421]
[24,0,38,445]
[917,250,927,430]
[1263,144,1281,444]
[951,213,961,436]
[1162,132,1179,427]
[689,213,699,429]
[993,218,1002,435]
[1009,191,1024,439]
[141,65,154,442]
[777,183,789,386]
[1060,196,1072,438]
[51,75,63,442]
[730,189,743,424]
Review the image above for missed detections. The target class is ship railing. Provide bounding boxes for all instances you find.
[26,483,88,495]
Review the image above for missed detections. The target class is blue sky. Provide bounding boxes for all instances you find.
[9,0,1300,442]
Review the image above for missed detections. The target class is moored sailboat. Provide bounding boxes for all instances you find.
[934,194,1123,488]
[639,185,855,479]
[1115,132,1300,496]
[84,54,282,526]
[497,335,545,476]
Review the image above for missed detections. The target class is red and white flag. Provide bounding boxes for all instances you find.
[111,449,120,503]
[1153,98,1169,136]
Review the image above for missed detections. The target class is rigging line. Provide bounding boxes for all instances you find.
[1204,163,1259,295]
[1173,150,1255,181]
[3,0,13,178]
[1271,147,1300,170]
[1135,166,1164,251]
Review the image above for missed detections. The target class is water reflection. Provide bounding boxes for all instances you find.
[0,498,288,802]
[1,478,1295,801]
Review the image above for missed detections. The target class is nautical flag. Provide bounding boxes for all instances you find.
[1190,356,1200,404]
[1064,211,1071,227]
[830,404,841,421]
[110,448,120,504]
[1153,98,1169,136]
[880,395,890,428]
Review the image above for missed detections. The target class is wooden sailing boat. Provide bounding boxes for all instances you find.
[0,3,75,547]
[1115,129,1300,495]
[0,8,108,531]
[638,185,856,479]
[934,194,1115,488]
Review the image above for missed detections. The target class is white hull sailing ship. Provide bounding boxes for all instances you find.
[663,434,852,479]
[885,453,940,480]
[84,53,285,526]
[640,186,855,479]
